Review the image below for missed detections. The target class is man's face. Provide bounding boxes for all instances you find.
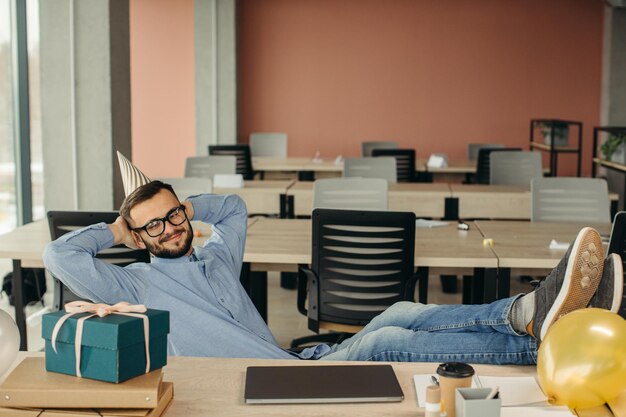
[129,189,194,259]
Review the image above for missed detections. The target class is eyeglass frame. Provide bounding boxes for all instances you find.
[130,205,188,237]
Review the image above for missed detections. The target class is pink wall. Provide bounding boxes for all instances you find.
[130,0,195,178]
[238,0,604,176]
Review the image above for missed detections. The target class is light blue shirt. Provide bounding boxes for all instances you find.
[43,194,329,359]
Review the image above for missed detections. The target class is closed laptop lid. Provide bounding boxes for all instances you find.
[244,365,404,404]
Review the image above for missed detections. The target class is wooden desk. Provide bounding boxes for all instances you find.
[475,221,611,270]
[2,353,540,417]
[245,217,497,305]
[474,220,612,300]
[449,185,619,220]
[286,182,452,218]
[450,184,532,219]
[213,180,294,216]
[252,157,343,181]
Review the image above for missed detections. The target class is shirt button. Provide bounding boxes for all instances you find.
[220,298,225,302]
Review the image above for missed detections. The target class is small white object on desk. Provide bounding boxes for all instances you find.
[213,174,244,188]
[312,151,322,164]
[549,240,570,251]
[416,219,450,228]
[427,153,449,168]
[334,155,344,165]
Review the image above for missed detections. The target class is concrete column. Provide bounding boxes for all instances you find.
[40,0,130,211]
[195,0,237,155]
[601,7,626,208]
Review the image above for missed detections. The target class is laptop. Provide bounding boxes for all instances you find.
[244,364,404,404]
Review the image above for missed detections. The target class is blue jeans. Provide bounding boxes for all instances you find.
[319,296,537,365]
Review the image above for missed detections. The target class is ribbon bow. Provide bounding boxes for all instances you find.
[50,301,151,378]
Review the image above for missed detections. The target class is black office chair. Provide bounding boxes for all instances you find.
[208,144,255,180]
[47,211,151,310]
[474,148,521,184]
[371,149,416,182]
[291,208,423,348]
[607,211,626,319]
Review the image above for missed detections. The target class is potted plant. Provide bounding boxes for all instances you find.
[600,132,626,165]
[539,121,569,146]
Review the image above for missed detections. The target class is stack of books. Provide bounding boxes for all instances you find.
[0,357,173,417]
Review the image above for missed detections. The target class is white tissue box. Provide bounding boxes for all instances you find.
[427,153,448,168]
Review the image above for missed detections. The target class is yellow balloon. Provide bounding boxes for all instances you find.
[537,308,626,410]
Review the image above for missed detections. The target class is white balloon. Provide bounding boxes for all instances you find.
[0,309,20,377]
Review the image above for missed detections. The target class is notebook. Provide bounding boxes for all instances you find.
[244,365,404,404]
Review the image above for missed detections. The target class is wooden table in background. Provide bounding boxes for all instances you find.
[213,180,294,216]
[245,217,497,304]
[252,157,343,181]
[474,220,612,300]
[286,182,452,218]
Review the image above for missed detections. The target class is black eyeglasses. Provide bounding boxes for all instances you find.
[132,205,187,237]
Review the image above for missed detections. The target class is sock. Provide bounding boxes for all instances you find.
[509,292,535,334]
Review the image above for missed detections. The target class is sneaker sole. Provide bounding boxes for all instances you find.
[540,227,604,340]
[607,253,624,313]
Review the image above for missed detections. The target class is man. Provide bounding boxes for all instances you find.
[44,178,623,364]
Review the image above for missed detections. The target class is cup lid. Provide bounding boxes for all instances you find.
[436,362,475,378]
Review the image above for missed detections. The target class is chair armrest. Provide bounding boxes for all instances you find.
[297,265,317,316]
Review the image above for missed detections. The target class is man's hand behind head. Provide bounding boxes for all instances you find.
[109,216,141,249]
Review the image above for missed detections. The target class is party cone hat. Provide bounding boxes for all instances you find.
[117,151,151,197]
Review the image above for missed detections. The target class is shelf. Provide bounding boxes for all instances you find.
[530,142,579,152]
[593,158,626,173]
[529,119,583,177]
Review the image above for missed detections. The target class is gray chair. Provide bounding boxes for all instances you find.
[531,177,611,223]
[468,143,505,161]
[313,178,388,211]
[361,141,398,157]
[158,177,212,201]
[490,151,542,186]
[343,157,397,183]
[184,156,236,180]
[249,132,288,157]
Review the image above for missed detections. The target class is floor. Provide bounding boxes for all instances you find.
[0,265,531,352]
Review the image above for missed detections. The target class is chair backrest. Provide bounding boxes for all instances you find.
[467,143,505,161]
[361,141,398,157]
[531,177,611,223]
[249,132,288,157]
[158,177,212,201]
[371,148,416,183]
[307,208,417,327]
[208,145,254,180]
[47,211,151,310]
[313,178,388,211]
[607,211,626,319]
[490,151,543,186]
[475,148,521,184]
[184,156,236,180]
[343,157,397,183]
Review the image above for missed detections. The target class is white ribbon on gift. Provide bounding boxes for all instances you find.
[50,301,151,378]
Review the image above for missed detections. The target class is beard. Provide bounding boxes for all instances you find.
[142,222,194,259]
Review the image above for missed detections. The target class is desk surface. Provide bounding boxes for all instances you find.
[2,353,540,417]
[287,182,452,218]
[252,157,344,172]
[475,220,612,269]
[245,218,497,269]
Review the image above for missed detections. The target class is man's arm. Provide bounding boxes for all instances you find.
[43,221,147,305]
[187,194,247,274]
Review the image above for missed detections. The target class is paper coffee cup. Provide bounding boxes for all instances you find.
[436,362,475,417]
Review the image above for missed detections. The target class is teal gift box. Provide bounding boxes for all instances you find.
[41,308,169,383]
